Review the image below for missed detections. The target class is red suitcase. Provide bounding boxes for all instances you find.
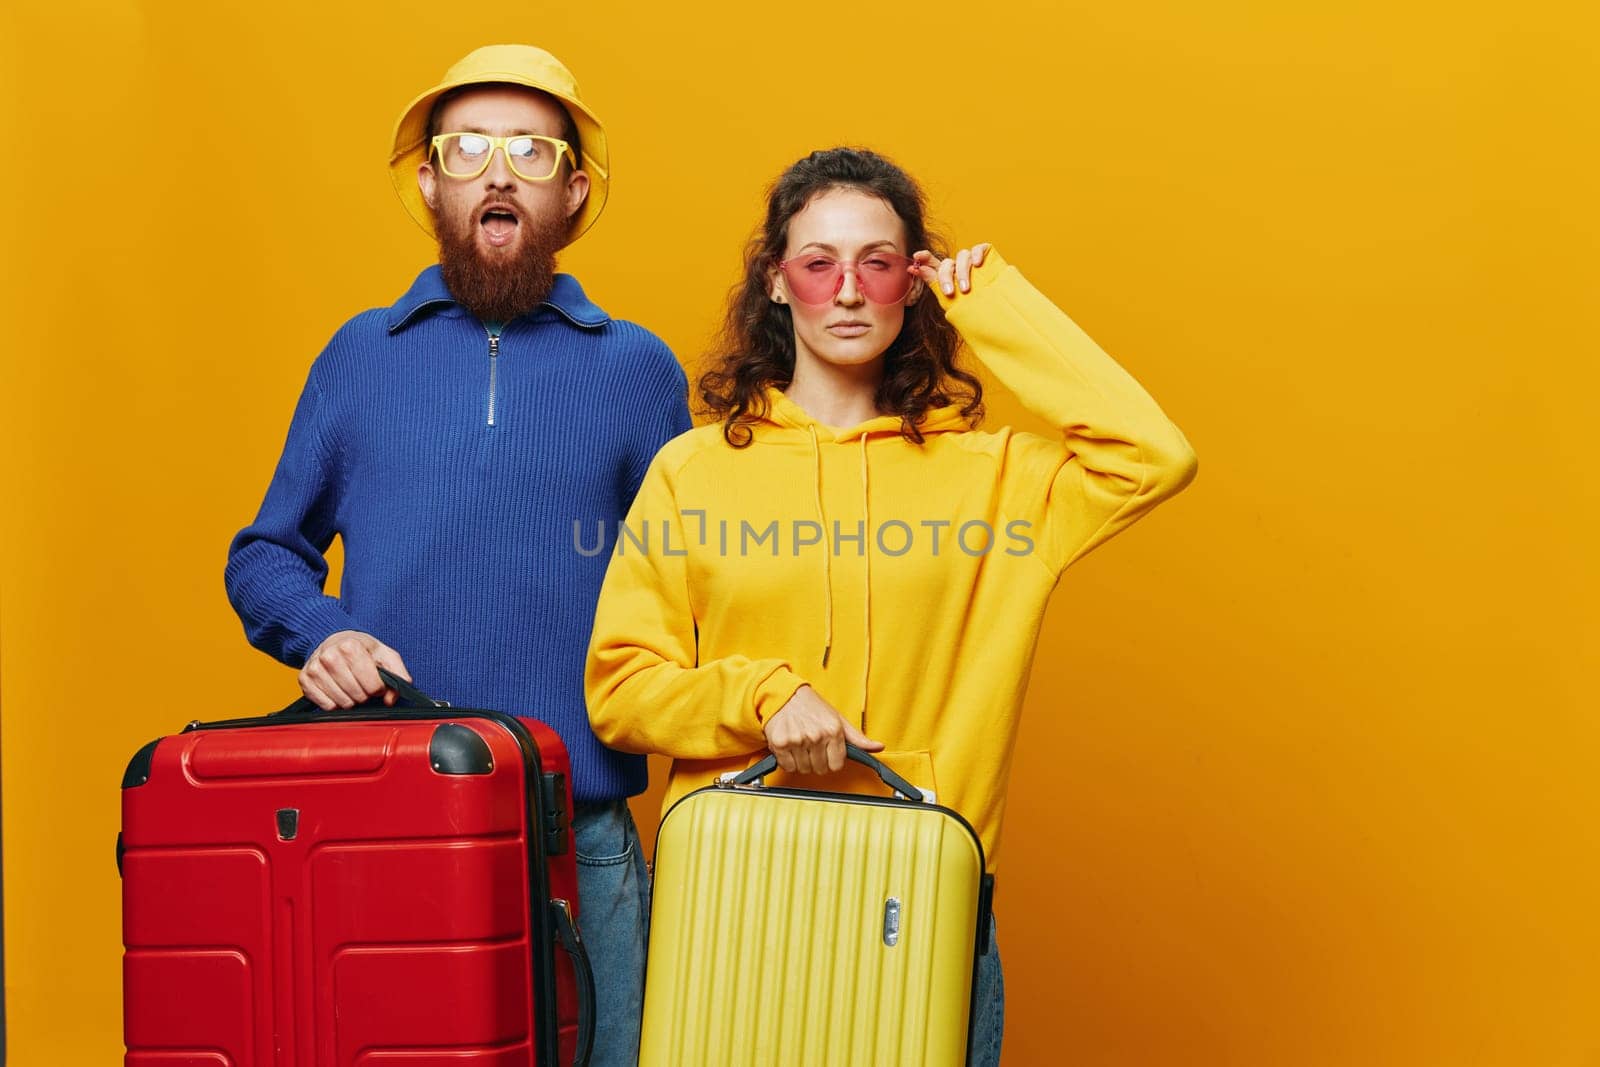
[119,670,593,1066]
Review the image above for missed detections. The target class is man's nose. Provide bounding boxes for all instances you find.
[835,265,865,306]
[484,146,517,189]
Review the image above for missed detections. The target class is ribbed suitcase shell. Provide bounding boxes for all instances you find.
[120,707,583,1067]
[641,783,985,1067]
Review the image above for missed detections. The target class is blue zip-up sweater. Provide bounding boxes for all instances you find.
[225,266,692,802]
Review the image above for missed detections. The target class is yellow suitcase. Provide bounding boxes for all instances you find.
[640,747,993,1066]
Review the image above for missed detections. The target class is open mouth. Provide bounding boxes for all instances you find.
[480,206,520,246]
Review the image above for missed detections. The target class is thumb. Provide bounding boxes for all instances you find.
[376,647,413,683]
[842,721,885,752]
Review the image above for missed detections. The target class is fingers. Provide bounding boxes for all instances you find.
[298,673,338,711]
[768,724,874,773]
[304,665,358,709]
[346,646,386,705]
[376,647,412,683]
[316,651,367,708]
[763,697,804,773]
[372,643,411,706]
[773,725,823,775]
[336,639,384,706]
[763,687,889,776]
[792,743,818,776]
[296,631,414,712]
[826,732,847,774]
[770,733,817,774]
[842,721,886,753]
[303,631,390,709]
[916,245,992,296]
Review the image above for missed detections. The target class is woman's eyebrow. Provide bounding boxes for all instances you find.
[796,239,900,254]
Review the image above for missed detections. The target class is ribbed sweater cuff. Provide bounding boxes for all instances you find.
[281,598,361,668]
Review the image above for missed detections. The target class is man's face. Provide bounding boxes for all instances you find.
[418,86,589,322]
[418,85,588,257]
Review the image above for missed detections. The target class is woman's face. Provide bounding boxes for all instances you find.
[770,187,919,374]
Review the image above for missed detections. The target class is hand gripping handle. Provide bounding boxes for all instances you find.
[729,745,926,803]
[270,665,444,716]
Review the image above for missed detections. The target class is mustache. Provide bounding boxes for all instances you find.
[476,195,524,220]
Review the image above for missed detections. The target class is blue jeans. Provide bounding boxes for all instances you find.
[572,800,650,1067]
[968,913,1004,1067]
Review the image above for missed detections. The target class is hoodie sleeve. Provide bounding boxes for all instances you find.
[586,447,809,758]
[937,250,1199,575]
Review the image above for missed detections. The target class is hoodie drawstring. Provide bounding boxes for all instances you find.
[809,425,833,668]
[809,425,874,735]
[859,433,872,735]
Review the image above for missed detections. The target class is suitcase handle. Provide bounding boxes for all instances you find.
[730,745,926,804]
[270,666,446,716]
[551,898,596,1067]
[376,667,446,708]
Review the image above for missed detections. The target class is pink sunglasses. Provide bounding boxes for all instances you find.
[777,252,917,306]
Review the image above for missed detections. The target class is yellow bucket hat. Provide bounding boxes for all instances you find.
[389,44,609,246]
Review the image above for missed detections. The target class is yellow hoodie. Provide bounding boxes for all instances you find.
[585,252,1197,873]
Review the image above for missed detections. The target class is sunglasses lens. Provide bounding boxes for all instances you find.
[855,254,914,303]
[783,256,843,304]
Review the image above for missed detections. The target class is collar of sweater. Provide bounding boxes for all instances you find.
[385,264,611,334]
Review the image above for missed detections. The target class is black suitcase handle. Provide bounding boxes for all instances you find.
[730,744,926,804]
[271,665,445,716]
[551,898,596,1067]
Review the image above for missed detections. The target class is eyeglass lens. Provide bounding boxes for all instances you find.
[437,134,562,180]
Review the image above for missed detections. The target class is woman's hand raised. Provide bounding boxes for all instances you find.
[763,685,885,774]
[912,243,992,297]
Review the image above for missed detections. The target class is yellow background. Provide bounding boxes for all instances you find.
[3,1,1597,1063]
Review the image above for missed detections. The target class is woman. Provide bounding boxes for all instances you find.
[585,147,1197,1062]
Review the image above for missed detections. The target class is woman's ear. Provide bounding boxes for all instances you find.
[767,265,788,305]
[905,274,925,305]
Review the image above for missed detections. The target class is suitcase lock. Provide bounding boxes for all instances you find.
[882,897,902,947]
[276,808,300,841]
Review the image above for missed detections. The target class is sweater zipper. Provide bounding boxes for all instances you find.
[487,331,500,427]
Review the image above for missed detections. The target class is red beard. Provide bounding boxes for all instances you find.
[433,196,567,323]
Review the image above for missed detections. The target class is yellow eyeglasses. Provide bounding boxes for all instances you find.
[428,132,577,182]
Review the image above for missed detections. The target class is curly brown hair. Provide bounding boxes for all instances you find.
[698,147,984,447]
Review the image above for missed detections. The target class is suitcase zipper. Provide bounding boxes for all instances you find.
[487,331,500,427]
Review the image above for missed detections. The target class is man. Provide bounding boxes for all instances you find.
[224,44,688,1065]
